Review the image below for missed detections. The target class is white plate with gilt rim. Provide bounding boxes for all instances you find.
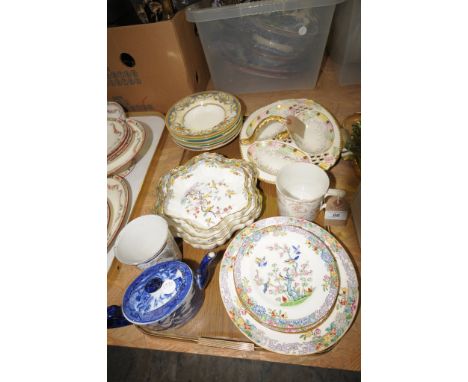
[165,91,241,138]
[233,223,340,333]
[219,216,359,355]
[246,140,312,184]
[107,119,146,176]
[240,99,341,181]
[107,175,130,247]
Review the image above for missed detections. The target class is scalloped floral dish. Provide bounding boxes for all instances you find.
[155,153,262,249]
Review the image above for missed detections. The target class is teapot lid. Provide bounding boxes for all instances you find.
[122,261,193,325]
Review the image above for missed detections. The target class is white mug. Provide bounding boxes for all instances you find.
[276,163,345,221]
[114,214,182,269]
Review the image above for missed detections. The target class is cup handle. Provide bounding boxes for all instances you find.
[240,115,288,145]
[320,189,346,210]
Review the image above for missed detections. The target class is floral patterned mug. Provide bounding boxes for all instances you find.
[276,163,345,221]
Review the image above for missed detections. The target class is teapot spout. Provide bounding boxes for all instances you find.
[195,251,217,290]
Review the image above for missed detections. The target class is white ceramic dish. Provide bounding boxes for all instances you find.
[107,175,130,247]
[107,119,146,176]
[107,119,130,157]
[240,99,341,183]
[246,140,312,184]
[219,216,359,355]
[166,91,241,138]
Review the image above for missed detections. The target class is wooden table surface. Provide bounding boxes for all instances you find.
[108,58,361,371]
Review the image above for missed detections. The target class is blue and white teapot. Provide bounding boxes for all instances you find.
[108,252,217,331]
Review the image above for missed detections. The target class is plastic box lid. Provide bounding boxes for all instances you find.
[186,0,345,22]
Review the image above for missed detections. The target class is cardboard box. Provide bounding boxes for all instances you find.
[107,10,209,114]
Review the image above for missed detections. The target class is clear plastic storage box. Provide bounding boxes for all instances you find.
[327,0,361,85]
[186,0,345,94]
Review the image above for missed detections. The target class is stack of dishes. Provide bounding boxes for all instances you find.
[217,9,319,80]
[219,216,359,355]
[155,153,262,249]
[107,102,146,176]
[107,175,130,248]
[165,91,242,151]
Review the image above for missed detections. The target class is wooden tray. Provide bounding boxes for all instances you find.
[108,133,361,370]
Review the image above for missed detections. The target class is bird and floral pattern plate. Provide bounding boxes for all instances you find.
[233,224,339,333]
[219,216,359,355]
[240,99,341,182]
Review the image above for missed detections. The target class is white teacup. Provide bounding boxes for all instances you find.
[114,214,182,269]
[276,163,345,221]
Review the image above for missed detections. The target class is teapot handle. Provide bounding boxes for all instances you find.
[107,305,132,329]
[195,251,217,290]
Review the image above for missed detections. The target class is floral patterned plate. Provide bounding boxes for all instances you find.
[107,119,130,158]
[247,140,312,184]
[107,119,146,176]
[219,216,359,355]
[233,224,339,333]
[240,99,341,180]
[166,91,241,138]
[107,175,130,247]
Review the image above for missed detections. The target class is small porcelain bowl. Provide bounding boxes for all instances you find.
[114,215,181,269]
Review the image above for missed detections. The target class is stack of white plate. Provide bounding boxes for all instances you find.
[165,91,242,151]
[219,216,359,355]
[155,153,262,249]
[107,102,146,175]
